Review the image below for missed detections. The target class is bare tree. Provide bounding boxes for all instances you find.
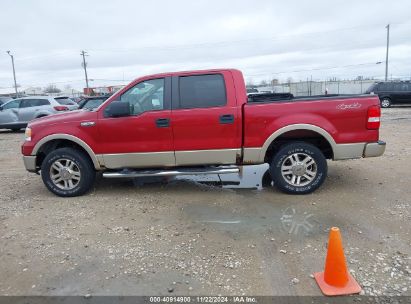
[44,84,61,94]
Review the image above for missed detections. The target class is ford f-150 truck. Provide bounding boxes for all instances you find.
[21,69,386,197]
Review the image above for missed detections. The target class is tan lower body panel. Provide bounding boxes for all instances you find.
[97,143,369,170]
[100,151,175,169]
[242,147,263,164]
[175,149,240,166]
[243,143,367,163]
[333,143,365,160]
[98,149,240,169]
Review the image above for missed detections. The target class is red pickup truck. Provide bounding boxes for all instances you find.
[22,69,385,197]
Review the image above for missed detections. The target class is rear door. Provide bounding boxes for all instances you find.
[398,83,411,103]
[378,82,395,102]
[171,72,241,166]
[18,98,51,122]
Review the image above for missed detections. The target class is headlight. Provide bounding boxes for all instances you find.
[25,127,32,141]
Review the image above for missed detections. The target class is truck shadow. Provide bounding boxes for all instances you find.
[93,164,272,194]
[92,163,366,195]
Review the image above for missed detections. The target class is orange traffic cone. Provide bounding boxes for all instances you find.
[314,227,362,296]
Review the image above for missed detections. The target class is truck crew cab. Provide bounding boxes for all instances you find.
[22,69,386,197]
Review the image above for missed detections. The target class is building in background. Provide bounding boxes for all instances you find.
[83,85,125,96]
[249,79,379,96]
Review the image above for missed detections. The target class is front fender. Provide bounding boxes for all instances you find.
[32,134,102,170]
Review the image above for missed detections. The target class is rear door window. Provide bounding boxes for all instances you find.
[21,99,50,107]
[34,99,50,106]
[20,99,37,108]
[178,74,226,109]
[399,83,410,91]
[379,83,389,91]
[393,83,402,91]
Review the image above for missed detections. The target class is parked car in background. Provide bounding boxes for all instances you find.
[246,88,259,95]
[0,96,78,131]
[78,96,109,110]
[0,96,12,105]
[366,81,411,108]
[71,97,83,103]
[53,97,79,110]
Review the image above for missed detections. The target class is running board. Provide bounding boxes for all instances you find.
[102,166,240,178]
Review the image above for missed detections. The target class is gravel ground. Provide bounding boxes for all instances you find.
[0,107,410,296]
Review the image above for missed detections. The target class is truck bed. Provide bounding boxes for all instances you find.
[243,94,381,150]
[247,93,375,104]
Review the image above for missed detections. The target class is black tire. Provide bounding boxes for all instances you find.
[10,128,21,132]
[380,97,391,108]
[41,148,95,197]
[270,142,327,194]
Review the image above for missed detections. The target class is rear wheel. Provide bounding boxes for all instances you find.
[270,142,327,194]
[41,148,95,197]
[380,98,391,108]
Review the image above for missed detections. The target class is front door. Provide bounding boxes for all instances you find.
[18,98,50,123]
[98,77,175,169]
[0,99,21,128]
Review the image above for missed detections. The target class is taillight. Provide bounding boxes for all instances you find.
[54,106,69,111]
[367,105,381,129]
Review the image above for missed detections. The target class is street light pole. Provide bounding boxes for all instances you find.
[385,24,390,81]
[6,51,18,97]
[80,50,89,93]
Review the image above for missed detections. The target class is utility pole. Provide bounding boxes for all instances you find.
[80,50,89,93]
[385,24,390,81]
[6,51,18,97]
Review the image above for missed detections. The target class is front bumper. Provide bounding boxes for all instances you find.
[363,140,386,158]
[23,155,37,172]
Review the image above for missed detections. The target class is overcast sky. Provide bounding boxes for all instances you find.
[1,0,411,90]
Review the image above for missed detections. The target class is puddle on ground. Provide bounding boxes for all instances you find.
[131,164,270,190]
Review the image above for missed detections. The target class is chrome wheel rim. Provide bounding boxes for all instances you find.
[281,153,317,186]
[381,99,390,107]
[49,158,81,190]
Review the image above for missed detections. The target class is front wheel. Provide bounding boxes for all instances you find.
[41,148,95,197]
[270,142,327,194]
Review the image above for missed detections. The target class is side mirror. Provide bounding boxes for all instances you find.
[104,101,130,118]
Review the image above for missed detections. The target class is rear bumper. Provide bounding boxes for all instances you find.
[23,155,37,172]
[363,140,386,158]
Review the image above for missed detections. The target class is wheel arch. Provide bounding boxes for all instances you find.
[33,134,101,170]
[261,124,336,163]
